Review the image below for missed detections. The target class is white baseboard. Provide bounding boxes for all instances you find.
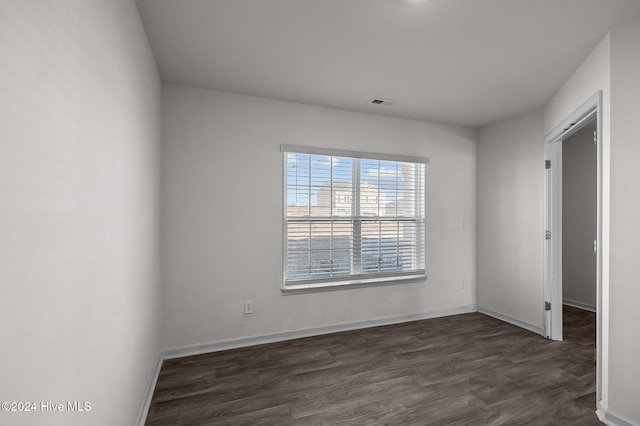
[601,410,640,426]
[598,402,640,426]
[135,355,163,426]
[563,298,597,312]
[161,304,478,360]
[477,306,544,335]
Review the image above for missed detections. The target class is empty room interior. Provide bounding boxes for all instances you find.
[2,0,640,425]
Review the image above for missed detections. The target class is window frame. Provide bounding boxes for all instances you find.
[281,145,428,292]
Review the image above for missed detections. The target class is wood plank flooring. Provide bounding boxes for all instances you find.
[145,306,598,425]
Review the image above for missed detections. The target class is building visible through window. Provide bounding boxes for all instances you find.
[282,146,427,290]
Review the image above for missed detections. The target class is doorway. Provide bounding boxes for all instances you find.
[543,91,603,408]
[562,120,597,313]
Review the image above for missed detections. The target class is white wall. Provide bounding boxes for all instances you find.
[562,125,597,308]
[477,109,545,330]
[544,34,611,135]
[160,85,477,349]
[0,1,161,425]
[609,17,640,424]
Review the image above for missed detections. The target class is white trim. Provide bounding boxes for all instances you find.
[543,91,604,408]
[550,139,564,341]
[598,406,640,426]
[280,144,430,164]
[161,305,477,360]
[545,94,600,143]
[543,130,552,339]
[544,91,601,342]
[477,307,545,335]
[562,298,597,312]
[598,401,607,422]
[135,355,163,426]
[281,273,426,293]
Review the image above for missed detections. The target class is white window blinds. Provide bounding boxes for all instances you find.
[282,145,427,290]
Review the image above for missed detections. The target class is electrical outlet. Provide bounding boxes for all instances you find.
[243,300,254,315]
[463,280,469,289]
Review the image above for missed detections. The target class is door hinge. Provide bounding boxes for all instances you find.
[545,230,551,240]
[545,301,551,311]
[545,160,551,169]
[594,239,597,254]
[594,130,598,146]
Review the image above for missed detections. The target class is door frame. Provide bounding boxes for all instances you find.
[543,91,603,406]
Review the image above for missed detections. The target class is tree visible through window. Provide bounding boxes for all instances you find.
[282,146,427,290]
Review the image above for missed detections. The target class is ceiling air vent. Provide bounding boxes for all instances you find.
[369,98,397,106]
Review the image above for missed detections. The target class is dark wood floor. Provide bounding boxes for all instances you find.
[146,306,598,425]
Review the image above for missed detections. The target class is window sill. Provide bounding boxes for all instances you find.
[281,273,427,295]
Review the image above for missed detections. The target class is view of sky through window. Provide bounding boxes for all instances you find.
[286,153,407,210]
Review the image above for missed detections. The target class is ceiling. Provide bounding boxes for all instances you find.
[136,0,640,128]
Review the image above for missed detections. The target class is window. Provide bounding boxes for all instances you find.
[282,145,427,291]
